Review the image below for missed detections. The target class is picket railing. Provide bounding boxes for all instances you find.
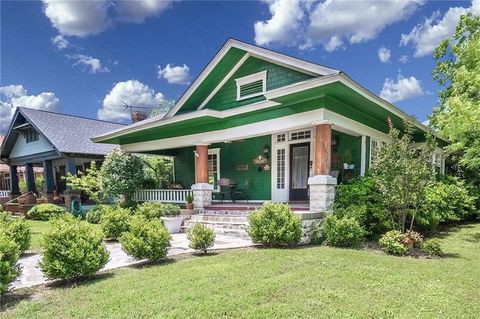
[134,189,192,203]
[0,190,10,198]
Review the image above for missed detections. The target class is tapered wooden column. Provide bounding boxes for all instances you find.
[314,123,332,175]
[195,144,209,183]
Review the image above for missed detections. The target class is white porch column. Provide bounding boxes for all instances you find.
[308,122,337,212]
[191,144,213,209]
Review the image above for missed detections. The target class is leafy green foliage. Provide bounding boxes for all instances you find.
[322,214,366,248]
[379,231,408,255]
[372,119,434,232]
[307,221,324,245]
[27,203,65,221]
[0,212,31,253]
[187,223,216,254]
[247,202,301,246]
[19,177,43,193]
[100,149,144,203]
[0,236,21,295]
[39,215,109,280]
[86,205,112,224]
[431,14,480,180]
[185,194,193,204]
[422,239,443,256]
[418,177,476,230]
[160,203,181,216]
[66,161,105,204]
[141,155,174,188]
[101,207,132,239]
[120,216,171,262]
[135,202,164,220]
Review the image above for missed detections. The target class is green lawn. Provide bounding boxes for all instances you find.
[26,220,101,252]
[2,223,479,318]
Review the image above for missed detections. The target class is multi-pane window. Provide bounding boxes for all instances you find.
[276,133,286,143]
[25,129,39,143]
[276,149,285,189]
[208,153,218,187]
[290,130,311,141]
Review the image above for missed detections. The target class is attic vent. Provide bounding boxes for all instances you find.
[235,70,267,100]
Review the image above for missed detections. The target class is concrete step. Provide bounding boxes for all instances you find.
[183,213,250,238]
[189,214,248,224]
[200,209,250,217]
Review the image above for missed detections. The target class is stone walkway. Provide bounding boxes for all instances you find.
[12,234,253,290]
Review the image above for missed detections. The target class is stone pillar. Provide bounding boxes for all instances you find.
[9,165,20,198]
[25,163,36,193]
[43,160,55,202]
[191,144,212,209]
[308,122,336,212]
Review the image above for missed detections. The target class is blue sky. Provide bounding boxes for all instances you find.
[1,0,478,132]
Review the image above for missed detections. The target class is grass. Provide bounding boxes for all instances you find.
[25,220,101,252]
[2,222,479,318]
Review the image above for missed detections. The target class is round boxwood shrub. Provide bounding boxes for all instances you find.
[27,203,65,221]
[187,223,216,254]
[135,202,165,220]
[322,214,366,248]
[120,216,172,262]
[160,203,181,216]
[0,213,31,253]
[39,215,109,280]
[379,230,408,255]
[422,238,443,256]
[86,205,112,224]
[101,207,132,240]
[0,237,21,295]
[247,202,301,246]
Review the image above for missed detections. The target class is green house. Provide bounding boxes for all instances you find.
[93,39,446,212]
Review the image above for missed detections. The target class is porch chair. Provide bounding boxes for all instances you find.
[217,178,233,202]
[232,180,249,203]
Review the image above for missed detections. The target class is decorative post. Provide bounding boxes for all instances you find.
[21,163,38,207]
[9,165,20,199]
[43,160,55,203]
[25,163,36,193]
[191,144,213,209]
[308,122,337,212]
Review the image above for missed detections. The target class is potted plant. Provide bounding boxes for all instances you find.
[185,193,194,210]
[160,203,183,233]
[341,150,352,170]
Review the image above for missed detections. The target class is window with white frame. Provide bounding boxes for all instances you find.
[207,149,220,190]
[276,149,286,189]
[290,130,311,141]
[235,70,267,100]
[276,133,286,143]
[370,139,383,167]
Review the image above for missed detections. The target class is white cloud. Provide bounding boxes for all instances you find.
[0,85,60,133]
[400,0,479,57]
[51,34,70,50]
[378,46,391,63]
[98,80,164,122]
[399,55,409,64]
[380,75,426,103]
[254,0,425,51]
[67,54,110,73]
[157,64,191,85]
[42,0,171,37]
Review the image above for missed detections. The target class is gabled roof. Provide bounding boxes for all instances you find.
[1,107,125,159]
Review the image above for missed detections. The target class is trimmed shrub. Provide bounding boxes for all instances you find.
[379,231,408,255]
[334,176,391,236]
[120,216,171,262]
[308,221,325,245]
[322,214,366,248]
[0,213,31,253]
[101,207,132,240]
[187,223,216,253]
[39,215,109,280]
[86,205,111,224]
[160,203,181,216]
[136,202,165,220]
[0,237,21,295]
[27,203,65,221]
[418,177,476,230]
[422,239,443,256]
[247,202,301,246]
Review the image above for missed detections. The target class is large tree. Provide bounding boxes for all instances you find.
[430,13,480,180]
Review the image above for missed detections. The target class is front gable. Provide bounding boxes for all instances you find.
[10,128,54,158]
[202,56,314,111]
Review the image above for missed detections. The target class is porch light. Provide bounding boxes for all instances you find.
[263,145,270,158]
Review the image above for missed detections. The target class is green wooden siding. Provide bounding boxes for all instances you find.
[365,136,371,173]
[204,56,313,111]
[332,130,362,179]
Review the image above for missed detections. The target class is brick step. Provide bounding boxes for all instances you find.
[189,214,248,224]
[181,224,250,238]
[200,209,250,217]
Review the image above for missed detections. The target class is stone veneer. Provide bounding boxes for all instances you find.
[191,183,213,209]
[308,175,337,212]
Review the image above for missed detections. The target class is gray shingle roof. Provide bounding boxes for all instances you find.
[19,107,125,155]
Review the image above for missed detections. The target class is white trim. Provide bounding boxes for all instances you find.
[235,70,267,100]
[197,53,250,110]
[360,135,366,176]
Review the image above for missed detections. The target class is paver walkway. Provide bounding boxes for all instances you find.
[13,234,253,290]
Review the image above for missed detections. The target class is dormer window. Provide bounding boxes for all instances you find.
[235,70,267,100]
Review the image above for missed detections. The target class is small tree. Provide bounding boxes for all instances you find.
[372,118,434,232]
[141,155,174,188]
[100,149,144,204]
[66,161,105,203]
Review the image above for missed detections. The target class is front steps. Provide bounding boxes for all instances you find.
[182,210,250,238]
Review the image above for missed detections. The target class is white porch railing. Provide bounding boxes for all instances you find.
[134,189,192,203]
[0,190,10,198]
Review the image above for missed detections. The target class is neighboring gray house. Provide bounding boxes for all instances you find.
[0,107,124,203]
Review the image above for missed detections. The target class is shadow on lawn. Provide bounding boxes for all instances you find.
[0,290,34,312]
